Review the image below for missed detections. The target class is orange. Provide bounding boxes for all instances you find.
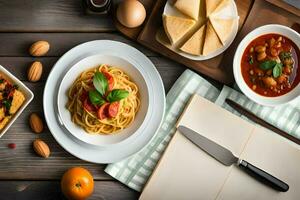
[61,167,94,200]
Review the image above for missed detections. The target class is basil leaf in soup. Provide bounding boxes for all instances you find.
[93,72,108,96]
[248,56,254,65]
[89,90,106,106]
[107,89,129,102]
[273,63,283,78]
[259,60,277,70]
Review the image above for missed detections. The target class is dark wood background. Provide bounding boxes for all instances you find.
[0,0,187,199]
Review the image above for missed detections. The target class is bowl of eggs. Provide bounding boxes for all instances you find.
[116,0,146,28]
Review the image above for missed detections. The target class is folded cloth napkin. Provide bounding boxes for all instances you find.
[105,69,300,192]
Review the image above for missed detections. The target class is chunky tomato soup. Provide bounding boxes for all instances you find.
[241,33,300,97]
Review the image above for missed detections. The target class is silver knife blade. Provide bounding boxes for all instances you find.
[178,125,238,166]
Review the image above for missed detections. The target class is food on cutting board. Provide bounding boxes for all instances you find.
[206,0,230,17]
[0,75,25,130]
[180,24,206,56]
[174,0,201,20]
[29,40,50,57]
[162,0,237,56]
[202,20,223,55]
[61,167,94,200]
[210,17,235,45]
[28,61,43,82]
[116,0,146,28]
[241,33,300,97]
[163,15,196,44]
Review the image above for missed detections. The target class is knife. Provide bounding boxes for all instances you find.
[178,125,289,192]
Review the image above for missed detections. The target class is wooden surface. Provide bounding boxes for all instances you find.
[1,0,299,199]
[0,0,115,32]
[0,0,186,199]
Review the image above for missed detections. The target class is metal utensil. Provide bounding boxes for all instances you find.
[178,125,289,192]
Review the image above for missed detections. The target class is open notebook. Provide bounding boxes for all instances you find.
[139,94,300,200]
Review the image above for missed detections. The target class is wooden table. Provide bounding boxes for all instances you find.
[0,1,187,199]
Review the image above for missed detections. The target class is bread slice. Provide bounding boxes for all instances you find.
[174,0,201,20]
[180,24,206,56]
[202,20,223,55]
[210,17,235,45]
[163,15,196,44]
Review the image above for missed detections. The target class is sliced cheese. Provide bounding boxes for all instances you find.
[206,0,222,17]
[163,15,196,45]
[206,0,230,17]
[210,17,235,45]
[174,0,201,20]
[180,24,206,56]
[202,20,223,55]
[211,0,231,15]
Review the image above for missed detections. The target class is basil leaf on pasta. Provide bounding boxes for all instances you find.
[89,90,106,106]
[107,89,129,102]
[93,72,108,96]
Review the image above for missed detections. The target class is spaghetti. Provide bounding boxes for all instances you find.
[67,64,140,134]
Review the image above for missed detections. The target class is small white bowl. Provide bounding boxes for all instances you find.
[233,24,300,106]
[0,65,34,138]
[57,54,149,147]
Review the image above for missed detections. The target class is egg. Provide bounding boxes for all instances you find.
[116,0,146,28]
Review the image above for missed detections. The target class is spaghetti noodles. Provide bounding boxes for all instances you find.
[67,64,140,134]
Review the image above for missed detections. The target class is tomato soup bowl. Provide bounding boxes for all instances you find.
[233,24,300,106]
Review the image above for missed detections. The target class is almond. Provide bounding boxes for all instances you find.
[29,40,50,56]
[33,139,50,158]
[29,113,44,133]
[28,61,43,82]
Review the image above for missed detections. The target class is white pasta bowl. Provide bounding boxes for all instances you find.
[0,65,34,138]
[57,54,149,147]
[233,24,300,106]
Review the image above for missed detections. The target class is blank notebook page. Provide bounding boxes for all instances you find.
[218,126,300,199]
[139,95,300,200]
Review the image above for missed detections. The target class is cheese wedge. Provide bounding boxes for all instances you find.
[174,0,201,20]
[210,17,235,45]
[206,0,222,17]
[202,20,223,55]
[163,15,196,44]
[180,24,206,56]
[206,0,230,17]
[211,0,230,15]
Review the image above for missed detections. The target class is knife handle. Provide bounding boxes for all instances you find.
[238,160,289,192]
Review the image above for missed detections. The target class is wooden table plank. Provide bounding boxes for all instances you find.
[0,33,157,57]
[0,181,139,200]
[0,0,115,32]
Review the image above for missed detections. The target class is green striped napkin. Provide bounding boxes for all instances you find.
[105,69,300,192]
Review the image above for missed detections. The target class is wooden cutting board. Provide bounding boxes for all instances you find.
[112,0,300,84]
